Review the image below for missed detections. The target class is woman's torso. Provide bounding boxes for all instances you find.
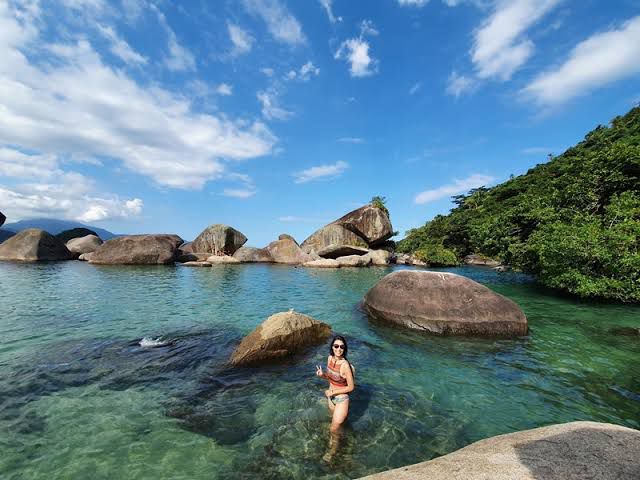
[326,356,348,388]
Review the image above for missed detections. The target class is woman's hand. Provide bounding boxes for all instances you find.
[324,389,333,398]
[315,365,324,377]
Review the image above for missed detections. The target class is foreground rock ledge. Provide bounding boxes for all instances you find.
[363,270,527,337]
[230,310,331,366]
[358,421,640,480]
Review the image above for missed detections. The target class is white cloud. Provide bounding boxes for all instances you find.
[337,137,364,144]
[472,0,560,80]
[414,174,495,204]
[216,83,233,96]
[0,148,143,222]
[409,82,422,95]
[261,67,275,77]
[97,24,147,65]
[153,6,196,71]
[446,71,475,97]
[319,0,342,23]
[335,21,379,78]
[397,0,429,6]
[286,61,320,82]
[242,0,306,45]
[523,15,640,106]
[228,22,253,56]
[293,161,349,184]
[257,89,293,120]
[0,3,276,190]
[222,188,256,198]
[121,0,145,22]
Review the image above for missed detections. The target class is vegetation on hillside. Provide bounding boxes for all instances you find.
[397,106,640,302]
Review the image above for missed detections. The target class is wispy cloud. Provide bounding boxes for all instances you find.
[222,188,256,198]
[293,161,349,184]
[216,83,233,96]
[153,6,196,71]
[446,71,475,97]
[338,137,365,144]
[96,24,147,65]
[286,61,320,81]
[471,0,561,81]
[228,22,254,56]
[335,20,379,78]
[414,174,495,204]
[397,0,429,6]
[522,15,640,107]
[319,0,342,23]
[242,0,306,45]
[409,82,422,95]
[257,89,293,120]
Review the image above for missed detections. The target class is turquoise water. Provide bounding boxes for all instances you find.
[0,262,638,479]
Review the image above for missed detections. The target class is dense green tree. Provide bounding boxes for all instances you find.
[397,106,640,302]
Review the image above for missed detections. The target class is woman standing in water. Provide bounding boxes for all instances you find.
[316,335,355,433]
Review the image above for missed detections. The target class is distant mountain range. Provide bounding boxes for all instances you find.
[0,218,117,242]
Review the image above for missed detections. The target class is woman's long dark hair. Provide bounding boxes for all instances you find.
[329,335,354,374]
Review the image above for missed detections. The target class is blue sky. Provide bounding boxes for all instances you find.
[1,0,639,246]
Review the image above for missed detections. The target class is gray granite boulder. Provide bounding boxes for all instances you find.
[230,310,331,366]
[78,252,94,262]
[56,228,98,244]
[89,234,183,265]
[359,421,640,480]
[233,246,274,263]
[207,255,241,264]
[337,254,372,267]
[368,249,392,266]
[266,237,315,264]
[363,270,528,336]
[191,224,247,255]
[303,258,340,268]
[334,204,393,246]
[301,223,367,254]
[278,233,298,245]
[0,228,73,261]
[464,254,501,267]
[66,234,103,256]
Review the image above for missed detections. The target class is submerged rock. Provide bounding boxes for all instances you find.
[230,310,331,366]
[89,234,183,265]
[358,421,640,480]
[0,228,73,261]
[363,270,528,337]
[66,234,103,256]
[233,246,274,263]
[191,224,247,256]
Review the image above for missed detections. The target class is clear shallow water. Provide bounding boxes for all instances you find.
[0,262,638,479]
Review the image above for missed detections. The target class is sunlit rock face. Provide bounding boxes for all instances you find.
[0,228,73,261]
[191,224,247,256]
[89,234,183,265]
[363,270,528,337]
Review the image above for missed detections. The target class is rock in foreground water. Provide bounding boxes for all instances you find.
[359,421,640,480]
[363,270,527,336]
[230,310,331,366]
[233,246,274,263]
[266,237,315,264]
[89,234,183,265]
[0,228,73,261]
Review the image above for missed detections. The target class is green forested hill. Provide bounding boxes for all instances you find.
[397,106,640,303]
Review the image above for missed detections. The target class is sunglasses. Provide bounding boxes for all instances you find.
[332,344,345,350]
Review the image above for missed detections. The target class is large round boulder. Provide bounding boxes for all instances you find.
[301,223,367,254]
[363,270,528,336]
[337,254,371,267]
[358,421,640,480]
[230,310,331,366]
[368,249,392,265]
[233,246,274,263]
[66,234,103,255]
[334,204,393,246]
[266,237,315,264]
[89,234,183,265]
[191,224,247,255]
[56,227,98,244]
[0,228,73,261]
